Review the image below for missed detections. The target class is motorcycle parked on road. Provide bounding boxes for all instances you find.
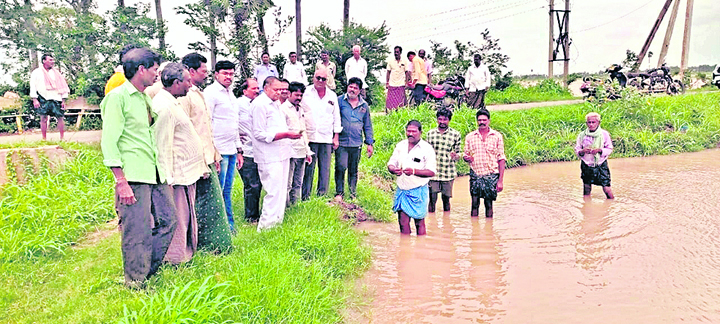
[606,63,684,95]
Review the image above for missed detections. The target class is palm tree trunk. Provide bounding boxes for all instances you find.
[205,0,217,68]
[343,0,349,29]
[295,0,301,57]
[257,12,268,54]
[155,0,166,52]
[118,0,124,6]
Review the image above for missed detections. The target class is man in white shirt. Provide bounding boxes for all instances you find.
[387,120,437,235]
[301,69,342,200]
[30,53,70,140]
[205,60,244,232]
[465,54,492,109]
[280,82,313,206]
[251,77,302,230]
[254,52,279,89]
[282,52,307,85]
[344,45,368,96]
[237,78,262,224]
[153,63,208,264]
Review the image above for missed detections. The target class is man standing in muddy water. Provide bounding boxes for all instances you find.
[575,112,614,199]
[426,108,461,213]
[463,109,506,218]
[101,48,176,289]
[388,120,437,235]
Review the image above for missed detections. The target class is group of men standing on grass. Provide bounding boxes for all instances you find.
[384,47,492,112]
[100,46,375,288]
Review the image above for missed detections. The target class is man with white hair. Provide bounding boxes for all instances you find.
[144,61,170,99]
[344,45,368,97]
[153,63,208,264]
[575,112,614,199]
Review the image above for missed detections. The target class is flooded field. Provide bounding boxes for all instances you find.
[357,149,720,323]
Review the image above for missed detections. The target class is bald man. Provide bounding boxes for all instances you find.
[301,69,342,200]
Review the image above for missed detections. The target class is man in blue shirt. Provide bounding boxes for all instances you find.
[254,52,278,90]
[335,77,374,200]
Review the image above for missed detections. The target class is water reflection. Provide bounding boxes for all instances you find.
[358,194,507,323]
[358,150,720,323]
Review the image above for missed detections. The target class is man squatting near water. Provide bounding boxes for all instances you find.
[426,108,462,213]
[387,120,437,235]
[575,112,615,199]
[100,48,176,288]
[463,109,506,218]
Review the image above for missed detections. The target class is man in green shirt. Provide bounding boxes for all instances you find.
[101,47,176,289]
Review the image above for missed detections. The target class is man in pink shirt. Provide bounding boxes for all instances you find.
[574,112,614,199]
[463,109,506,218]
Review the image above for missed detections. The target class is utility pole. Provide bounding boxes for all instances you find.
[679,0,694,79]
[549,0,570,86]
[343,0,349,29]
[636,0,673,70]
[657,0,681,67]
[548,0,554,79]
[563,0,569,87]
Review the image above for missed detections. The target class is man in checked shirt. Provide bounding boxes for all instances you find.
[463,109,506,218]
[426,109,462,213]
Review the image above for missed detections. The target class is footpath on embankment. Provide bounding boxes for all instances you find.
[0,98,582,145]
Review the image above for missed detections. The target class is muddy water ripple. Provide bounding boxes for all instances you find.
[356,149,720,323]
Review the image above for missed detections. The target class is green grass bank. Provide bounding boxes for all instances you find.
[369,78,575,112]
[0,143,392,323]
[1,91,719,322]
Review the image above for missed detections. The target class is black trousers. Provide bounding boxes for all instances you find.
[335,146,361,197]
[302,142,333,199]
[239,156,262,222]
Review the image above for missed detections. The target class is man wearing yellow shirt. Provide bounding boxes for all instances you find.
[407,51,427,106]
[104,44,138,95]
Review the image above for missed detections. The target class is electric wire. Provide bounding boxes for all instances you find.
[574,0,659,34]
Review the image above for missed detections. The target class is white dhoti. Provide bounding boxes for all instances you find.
[257,158,290,230]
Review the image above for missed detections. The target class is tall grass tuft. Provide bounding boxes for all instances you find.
[485,78,576,104]
[0,142,115,260]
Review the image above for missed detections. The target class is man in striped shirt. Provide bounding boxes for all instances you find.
[463,109,506,218]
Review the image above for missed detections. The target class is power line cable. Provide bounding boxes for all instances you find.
[394,6,545,44]
[393,0,508,25]
[392,0,542,33]
[574,0,659,34]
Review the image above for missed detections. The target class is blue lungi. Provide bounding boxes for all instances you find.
[393,185,429,220]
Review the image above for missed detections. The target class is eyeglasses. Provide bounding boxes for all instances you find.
[315,76,327,82]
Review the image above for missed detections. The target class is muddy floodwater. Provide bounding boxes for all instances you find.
[356,149,720,323]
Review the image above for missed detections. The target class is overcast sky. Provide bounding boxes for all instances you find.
[119,0,718,74]
[5,0,718,84]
